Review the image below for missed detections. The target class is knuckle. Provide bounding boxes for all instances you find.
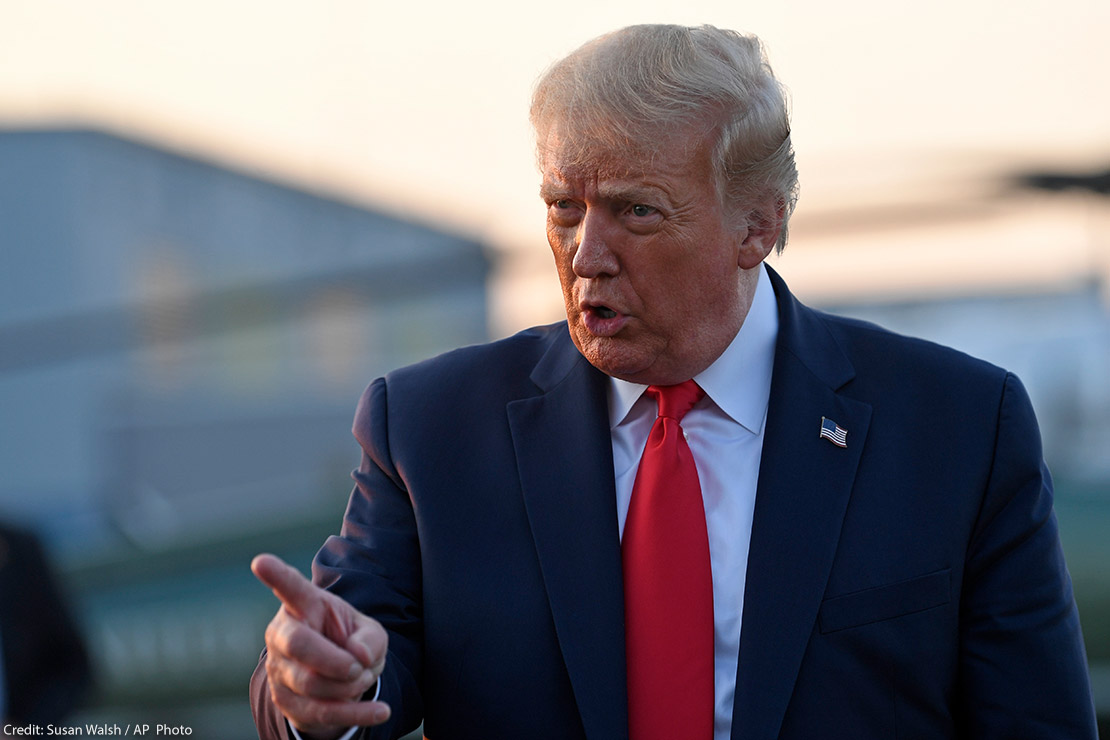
[264,652,284,682]
[284,625,314,658]
[270,682,300,718]
[306,701,335,728]
[277,660,347,701]
[291,674,316,697]
[263,618,281,646]
[265,611,298,653]
[268,652,319,698]
[283,662,317,696]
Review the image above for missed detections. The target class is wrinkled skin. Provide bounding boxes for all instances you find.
[540,127,780,386]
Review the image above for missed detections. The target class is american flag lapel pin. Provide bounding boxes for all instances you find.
[819,416,848,448]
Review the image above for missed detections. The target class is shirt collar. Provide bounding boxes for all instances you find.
[607,264,779,435]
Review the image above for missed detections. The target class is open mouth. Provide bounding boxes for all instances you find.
[580,302,626,336]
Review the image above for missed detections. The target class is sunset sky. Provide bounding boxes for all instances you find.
[3,0,1108,330]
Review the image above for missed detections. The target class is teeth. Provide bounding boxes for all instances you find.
[596,307,617,319]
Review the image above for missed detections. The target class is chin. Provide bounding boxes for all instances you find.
[582,346,649,382]
[569,322,661,381]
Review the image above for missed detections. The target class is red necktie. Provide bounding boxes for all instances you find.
[623,380,714,740]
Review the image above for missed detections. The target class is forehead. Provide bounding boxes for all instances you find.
[539,125,711,192]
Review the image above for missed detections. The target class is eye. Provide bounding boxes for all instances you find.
[547,198,581,227]
[630,204,656,218]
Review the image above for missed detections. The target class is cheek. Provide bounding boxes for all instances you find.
[547,240,577,302]
[548,230,578,278]
[546,223,569,256]
[639,255,729,316]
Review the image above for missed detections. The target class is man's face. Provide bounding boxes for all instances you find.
[540,128,770,386]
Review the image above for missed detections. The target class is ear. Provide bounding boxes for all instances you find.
[736,198,785,269]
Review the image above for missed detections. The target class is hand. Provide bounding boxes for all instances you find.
[252,553,391,738]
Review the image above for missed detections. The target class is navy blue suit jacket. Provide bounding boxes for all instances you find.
[252,269,1096,739]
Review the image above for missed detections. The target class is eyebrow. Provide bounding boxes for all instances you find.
[538,182,567,202]
[597,182,669,205]
[538,180,670,205]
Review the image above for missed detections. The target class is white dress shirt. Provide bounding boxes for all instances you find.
[608,264,778,740]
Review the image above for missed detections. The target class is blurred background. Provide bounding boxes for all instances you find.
[1,0,1107,737]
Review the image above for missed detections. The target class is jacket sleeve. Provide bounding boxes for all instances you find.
[250,377,424,740]
[249,650,294,740]
[956,372,1097,737]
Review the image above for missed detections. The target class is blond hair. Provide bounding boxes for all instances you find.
[531,24,798,251]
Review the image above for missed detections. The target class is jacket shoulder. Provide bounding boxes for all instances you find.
[389,321,567,390]
[352,322,570,431]
[815,308,1008,387]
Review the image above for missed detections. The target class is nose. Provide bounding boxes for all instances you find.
[572,208,619,278]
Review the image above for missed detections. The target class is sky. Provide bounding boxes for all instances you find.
[2,0,1109,327]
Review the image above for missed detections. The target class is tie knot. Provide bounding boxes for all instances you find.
[647,380,704,422]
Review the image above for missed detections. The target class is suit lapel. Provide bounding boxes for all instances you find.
[732,269,872,740]
[507,331,629,740]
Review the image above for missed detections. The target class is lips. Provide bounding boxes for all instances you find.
[580,301,628,337]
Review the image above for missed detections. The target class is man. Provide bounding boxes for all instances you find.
[251,24,1098,739]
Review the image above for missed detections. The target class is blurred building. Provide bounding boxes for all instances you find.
[0,128,491,737]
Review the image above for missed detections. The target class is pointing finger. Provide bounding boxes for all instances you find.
[252,553,321,622]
